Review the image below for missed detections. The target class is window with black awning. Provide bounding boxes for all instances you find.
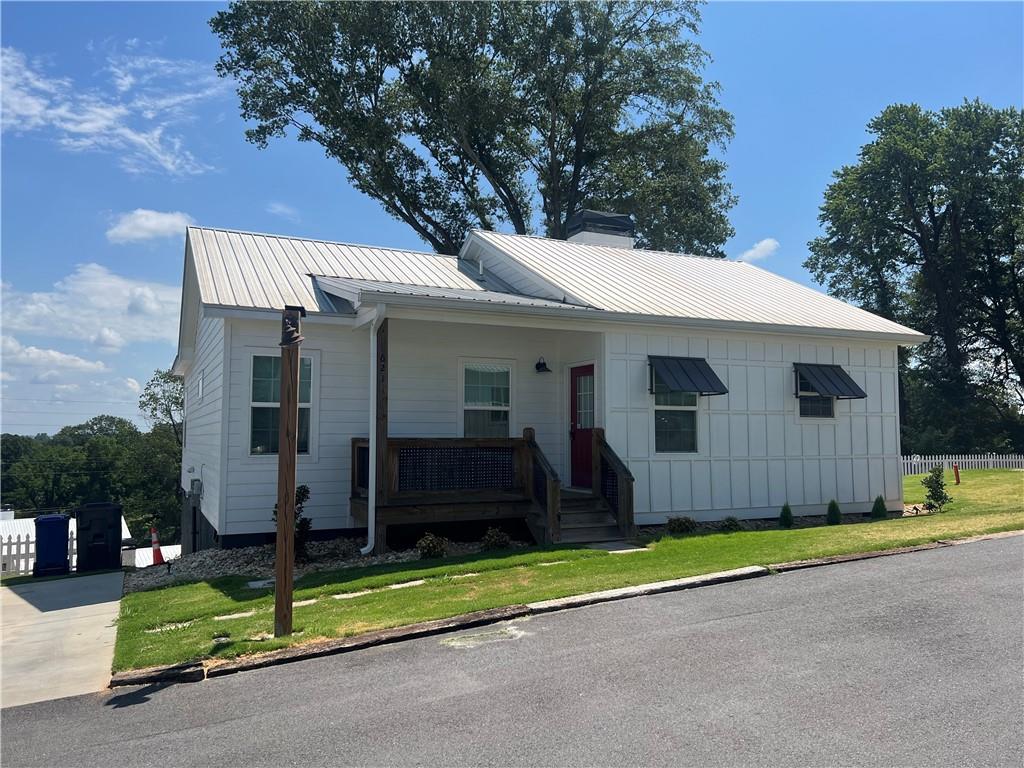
[648,356,729,396]
[793,363,867,399]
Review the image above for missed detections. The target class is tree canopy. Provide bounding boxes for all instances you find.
[211,0,735,255]
[807,101,1024,452]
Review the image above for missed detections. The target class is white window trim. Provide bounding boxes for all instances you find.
[244,348,321,461]
[458,357,515,438]
[653,391,699,455]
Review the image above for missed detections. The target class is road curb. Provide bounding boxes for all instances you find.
[109,662,205,687]
[526,566,769,614]
[109,531,1022,689]
[768,530,1023,573]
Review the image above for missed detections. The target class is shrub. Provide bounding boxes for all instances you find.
[481,526,511,551]
[826,499,842,525]
[416,532,449,559]
[720,516,743,532]
[870,495,888,520]
[666,516,698,536]
[779,502,794,529]
[271,484,313,561]
[922,467,953,511]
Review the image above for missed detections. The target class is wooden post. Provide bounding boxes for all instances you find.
[372,318,389,552]
[274,305,304,638]
[591,428,604,497]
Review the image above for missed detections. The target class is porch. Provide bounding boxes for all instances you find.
[349,428,634,551]
[348,316,634,552]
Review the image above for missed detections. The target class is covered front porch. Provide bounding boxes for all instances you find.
[346,313,634,551]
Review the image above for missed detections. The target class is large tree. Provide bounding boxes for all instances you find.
[807,101,1024,451]
[139,369,184,448]
[211,0,735,255]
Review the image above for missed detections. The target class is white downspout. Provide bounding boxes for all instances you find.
[360,306,383,555]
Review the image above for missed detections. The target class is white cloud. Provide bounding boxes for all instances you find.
[1,264,180,349]
[0,371,15,382]
[1,335,107,372]
[266,202,300,222]
[124,377,141,394]
[737,238,780,263]
[106,209,194,243]
[1,45,228,176]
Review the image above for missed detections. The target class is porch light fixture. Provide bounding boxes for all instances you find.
[535,357,552,373]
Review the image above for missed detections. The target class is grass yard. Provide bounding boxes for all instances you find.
[114,469,1022,672]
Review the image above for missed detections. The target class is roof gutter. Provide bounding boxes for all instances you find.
[352,290,930,346]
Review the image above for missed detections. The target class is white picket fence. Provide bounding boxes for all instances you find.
[0,531,77,576]
[901,453,1024,476]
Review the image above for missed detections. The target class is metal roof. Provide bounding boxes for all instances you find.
[186,226,480,311]
[466,230,926,340]
[314,276,590,311]
[650,356,729,396]
[795,363,868,399]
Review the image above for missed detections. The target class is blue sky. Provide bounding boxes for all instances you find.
[2,1,1022,435]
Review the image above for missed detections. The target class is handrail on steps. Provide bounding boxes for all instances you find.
[592,427,635,537]
[522,427,561,544]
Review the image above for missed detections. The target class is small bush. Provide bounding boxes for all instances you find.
[720,516,743,532]
[416,532,449,559]
[666,516,698,536]
[271,484,313,561]
[870,495,888,520]
[922,467,953,511]
[480,526,511,550]
[779,502,794,529]
[826,499,842,525]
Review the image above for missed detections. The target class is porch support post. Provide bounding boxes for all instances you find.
[591,428,604,497]
[374,317,389,549]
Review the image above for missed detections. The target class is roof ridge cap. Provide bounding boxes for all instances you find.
[189,225,452,260]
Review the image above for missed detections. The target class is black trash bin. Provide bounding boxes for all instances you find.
[33,514,70,577]
[74,502,123,572]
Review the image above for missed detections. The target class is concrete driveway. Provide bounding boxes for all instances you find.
[1,571,123,708]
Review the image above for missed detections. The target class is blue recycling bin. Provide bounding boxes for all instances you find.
[33,514,70,577]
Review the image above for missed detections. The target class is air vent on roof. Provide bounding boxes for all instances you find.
[565,210,635,249]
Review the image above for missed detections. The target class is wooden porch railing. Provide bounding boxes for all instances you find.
[350,429,562,541]
[592,427,635,537]
[523,427,561,544]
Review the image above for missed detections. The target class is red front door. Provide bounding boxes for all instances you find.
[570,364,595,488]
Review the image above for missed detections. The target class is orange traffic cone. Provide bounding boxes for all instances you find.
[150,526,165,566]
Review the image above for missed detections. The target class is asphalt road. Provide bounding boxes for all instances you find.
[3,536,1022,767]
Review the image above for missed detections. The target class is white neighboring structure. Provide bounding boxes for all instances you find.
[173,211,926,549]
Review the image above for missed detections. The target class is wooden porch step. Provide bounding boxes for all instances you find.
[558,524,623,543]
[559,509,617,526]
[560,495,609,511]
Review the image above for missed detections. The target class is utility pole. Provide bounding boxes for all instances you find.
[275,305,305,637]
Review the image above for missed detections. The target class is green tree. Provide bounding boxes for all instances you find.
[211,0,735,255]
[139,369,184,447]
[807,101,1024,452]
[118,424,182,543]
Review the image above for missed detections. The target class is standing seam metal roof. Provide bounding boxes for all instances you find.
[468,230,925,339]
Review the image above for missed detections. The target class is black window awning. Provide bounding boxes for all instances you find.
[649,356,729,396]
[794,363,867,399]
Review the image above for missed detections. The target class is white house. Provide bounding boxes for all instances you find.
[173,211,926,552]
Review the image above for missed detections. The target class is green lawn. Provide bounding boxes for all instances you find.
[114,469,1023,672]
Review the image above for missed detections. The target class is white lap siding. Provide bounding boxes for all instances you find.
[220,316,599,537]
[181,311,226,531]
[222,318,369,537]
[603,329,903,523]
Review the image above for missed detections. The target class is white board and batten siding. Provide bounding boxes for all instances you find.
[181,310,226,532]
[603,329,904,524]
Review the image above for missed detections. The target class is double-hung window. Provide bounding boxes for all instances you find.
[654,389,698,453]
[462,362,511,438]
[796,372,835,418]
[250,354,313,455]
